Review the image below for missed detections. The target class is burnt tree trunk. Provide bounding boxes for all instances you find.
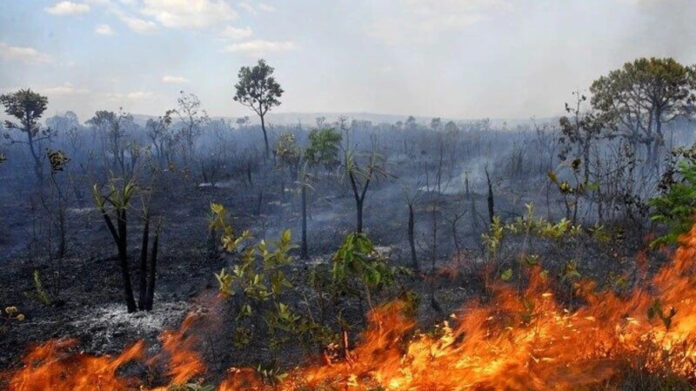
[144,221,160,311]
[349,171,369,233]
[301,184,308,259]
[246,162,253,186]
[356,199,364,233]
[27,131,43,184]
[255,190,263,216]
[260,114,269,159]
[115,209,137,313]
[408,203,418,271]
[57,209,66,259]
[485,168,495,224]
[138,209,150,310]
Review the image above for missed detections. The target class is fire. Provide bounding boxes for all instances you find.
[5,339,145,391]
[4,226,696,390]
[154,314,205,385]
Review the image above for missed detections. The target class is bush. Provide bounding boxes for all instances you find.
[650,159,696,247]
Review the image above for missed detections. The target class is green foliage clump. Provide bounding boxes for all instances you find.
[331,232,397,309]
[46,149,69,172]
[506,204,582,240]
[274,132,301,169]
[483,204,582,262]
[25,270,52,306]
[482,216,505,259]
[211,203,335,352]
[649,155,696,247]
[305,128,342,171]
[211,203,295,306]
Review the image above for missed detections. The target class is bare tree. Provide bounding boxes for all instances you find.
[176,91,208,165]
[343,149,388,233]
[402,181,422,271]
[87,109,134,176]
[146,109,177,169]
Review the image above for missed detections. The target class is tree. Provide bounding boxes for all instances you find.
[274,132,301,173]
[233,59,284,159]
[235,116,250,129]
[45,149,70,259]
[649,143,696,247]
[305,127,342,172]
[344,149,389,233]
[444,120,459,133]
[46,111,80,133]
[430,117,441,131]
[0,89,52,182]
[87,110,134,175]
[402,182,423,271]
[146,109,177,169]
[590,57,696,167]
[485,166,495,224]
[404,115,417,131]
[93,179,160,312]
[296,163,315,259]
[176,91,208,163]
[559,91,606,184]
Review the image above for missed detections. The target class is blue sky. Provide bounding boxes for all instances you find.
[1,0,695,121]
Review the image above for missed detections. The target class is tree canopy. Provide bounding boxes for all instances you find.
[0,89,48,137]
[305,127,342,171]
[590,57,696,163]
[233,59,283,158]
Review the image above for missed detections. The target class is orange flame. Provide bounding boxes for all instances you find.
[6,339,145,391]
[155,314,205,385]
[5,226,696,390]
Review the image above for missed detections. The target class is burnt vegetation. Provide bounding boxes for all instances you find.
[1,57,696,390]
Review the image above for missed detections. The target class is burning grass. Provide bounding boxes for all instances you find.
[4,226,696,390]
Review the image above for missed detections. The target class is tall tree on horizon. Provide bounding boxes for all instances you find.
[233,59,284,159]
[590,57,696,168]
[0,89,52,182]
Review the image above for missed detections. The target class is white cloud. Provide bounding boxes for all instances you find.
[106,6,157,33]
[238,2,275,14]
[223,40,296,55]
[45,1,91,15]
[238,2,256,14]
[161,75,189,84]
[41,83,90,95]
[94,24,115,35]
[258,3,276,12]
[86,0,135,4]
[0,42,52,64]
[141,0,237,29]
[105,91,155,101]
[119,15,157,33]
[220,26,253,40]
[127,91,154,100]
[370,0,510,44]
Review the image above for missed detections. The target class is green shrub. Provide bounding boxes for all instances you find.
[649,161,696,247]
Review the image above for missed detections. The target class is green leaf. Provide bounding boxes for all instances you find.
[501,268,513,281]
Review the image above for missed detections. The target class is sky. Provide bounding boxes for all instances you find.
[0,0,695,122]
